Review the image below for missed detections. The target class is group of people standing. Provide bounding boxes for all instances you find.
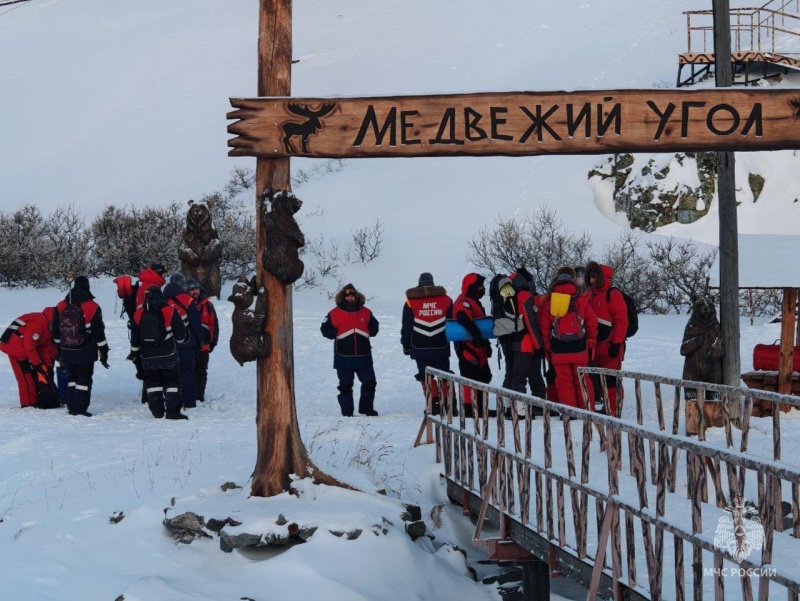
[321,263,629,419]
[0,263,219,420]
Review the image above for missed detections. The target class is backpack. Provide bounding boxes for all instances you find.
[114,275,139,319]
[552,306,586,342]
[607,287,639,338]
[139,308,167,347]
[489,274,525,337]
[59,304,87,348]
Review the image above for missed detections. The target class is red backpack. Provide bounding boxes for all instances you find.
[551,308,585,342]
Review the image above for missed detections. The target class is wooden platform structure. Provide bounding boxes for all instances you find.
[710,234,800,416]
[678,1,800,86]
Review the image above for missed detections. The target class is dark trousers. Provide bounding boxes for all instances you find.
[336,365,376,416]
[66,363,95,415]
[457,355,492,413]
[195,350,210,401]
[56,364,70,404]
[177,347,196,409]
[144,367,181,418]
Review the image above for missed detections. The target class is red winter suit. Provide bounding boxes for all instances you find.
[453,273,491,415]
[401,283,453,409]
[320,284,380,417]
[586,262,628,417]
[539,277,598,409]
[0,310,58,407]
[135,265,167,310]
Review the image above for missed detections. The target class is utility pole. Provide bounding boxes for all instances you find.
[713,0,741,388]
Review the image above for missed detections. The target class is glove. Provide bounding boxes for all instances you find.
[608,342,621,358]
[99,348,110,369]
[402,345,411,356]
[126,350,139,363]
[485,345,493,359]
[134,359,144,380]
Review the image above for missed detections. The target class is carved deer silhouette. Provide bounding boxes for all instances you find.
[282,102,336,154]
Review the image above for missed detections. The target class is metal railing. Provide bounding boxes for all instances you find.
[684,1,800,57]
[421,367,800,600]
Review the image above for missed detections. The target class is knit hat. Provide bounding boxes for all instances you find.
[185,278,201,291]
[418,272,434,287]
[149,263,167,276]
[73,275,91,292]
[170,273,186,286]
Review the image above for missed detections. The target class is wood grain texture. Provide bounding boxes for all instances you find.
[229,89,800,158]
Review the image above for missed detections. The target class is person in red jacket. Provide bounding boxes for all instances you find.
[135,263,168,310]
[401,272,453,414]
[0,307,58,408]
[321,283,380,417]
[187,279,219,404]
[453,273,492,418]
[539,274,598,409]
[585,261,628,417]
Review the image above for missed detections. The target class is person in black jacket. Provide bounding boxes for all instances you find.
[131,286,188,420]
[53,276,109,417]
[320,283,380,417]
[400,272,453,414]
[164,274,203,410]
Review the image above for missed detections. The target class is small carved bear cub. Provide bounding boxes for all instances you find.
[261,188,305,285]
[228,275,271,366]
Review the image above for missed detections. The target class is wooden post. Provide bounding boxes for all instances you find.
[521,558,550,601]
[713,0,741,389]
[778,287,798,395]
[250,0,342,496]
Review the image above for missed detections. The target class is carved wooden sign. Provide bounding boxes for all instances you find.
[228,89,800,158]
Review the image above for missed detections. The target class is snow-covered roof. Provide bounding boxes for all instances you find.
[709,234,800,288]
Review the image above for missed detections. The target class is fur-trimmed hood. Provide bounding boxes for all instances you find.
[586,261,613,291]
[405,284,447,299]
[335,284,366,309]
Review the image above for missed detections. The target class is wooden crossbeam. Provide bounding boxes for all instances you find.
[228,89,800,158]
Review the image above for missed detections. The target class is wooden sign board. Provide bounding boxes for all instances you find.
[228,89,800,158]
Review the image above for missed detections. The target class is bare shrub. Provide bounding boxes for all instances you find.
[466,206,593,292]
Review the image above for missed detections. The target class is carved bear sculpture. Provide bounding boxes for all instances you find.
[261,188,305,285]
[228,275,271,366]
[681,296,725,433]
[179,199,222,298]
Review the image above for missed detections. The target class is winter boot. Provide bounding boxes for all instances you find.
[337,384,354,417]
[165,409,189,420]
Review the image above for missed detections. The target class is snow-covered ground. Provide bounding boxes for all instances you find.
[0,279,789,600]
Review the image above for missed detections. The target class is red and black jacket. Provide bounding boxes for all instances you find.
[195,293,219,353]
[131,287,187,369]
[54,285,108,366]
[401,285,452,361]
[320,287,379,370]
[453,273,489,368]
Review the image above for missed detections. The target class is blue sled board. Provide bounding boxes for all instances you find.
[445,317,496,342]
